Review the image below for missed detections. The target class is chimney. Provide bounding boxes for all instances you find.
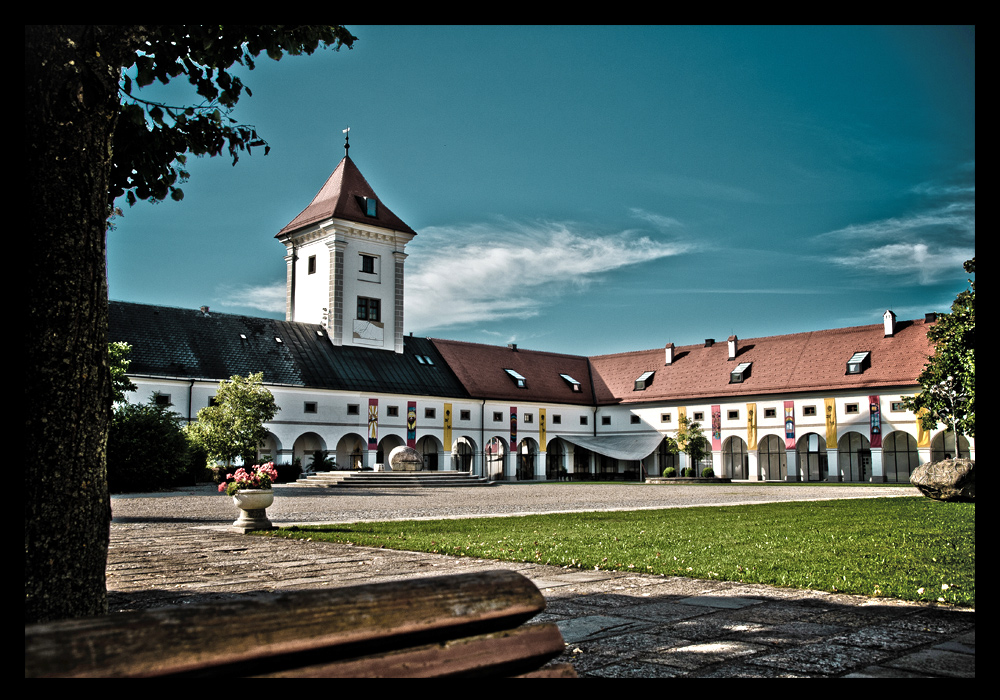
[665,342,675,365]
[727,335,738,360]
[199,306,210,316]
[925,312,938,323]
[883,309,896,337]
[704,338,715,347]
[507,343,518,351]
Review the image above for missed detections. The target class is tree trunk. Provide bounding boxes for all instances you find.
[24,26,136,623]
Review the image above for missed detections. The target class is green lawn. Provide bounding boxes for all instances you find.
[259,496,975,607]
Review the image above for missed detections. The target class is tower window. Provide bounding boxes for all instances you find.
[308,255,317,274]
[357,297,381,322]
[360,254,376,274]
[356,196,378,217]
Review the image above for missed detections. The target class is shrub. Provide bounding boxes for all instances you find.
[662,467,677,478]
[682,467,695,477]
[107,401,191,493]
[701,466,716,478]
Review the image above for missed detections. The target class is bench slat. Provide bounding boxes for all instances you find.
[25,570,548,678]
[262,623,569,678]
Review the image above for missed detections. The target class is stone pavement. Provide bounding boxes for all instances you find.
[107,483,975,678]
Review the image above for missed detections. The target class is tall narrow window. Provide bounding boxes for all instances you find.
[361,254,376,274]
[308,255,317,274]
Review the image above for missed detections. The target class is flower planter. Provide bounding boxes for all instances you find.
[231,489,274,533]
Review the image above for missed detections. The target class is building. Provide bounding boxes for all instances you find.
[110,147,973,482]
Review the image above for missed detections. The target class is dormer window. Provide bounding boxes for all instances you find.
[634,371,654,391]
[504,369,527,388]
[730,362,752,383]
[559,373,582,392]
[356,195,378,217]
[846,351,871,375]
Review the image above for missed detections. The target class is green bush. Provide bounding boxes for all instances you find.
[682,467,695,477]
[701,466,716,478]
[107,401,192,493]
[662,467,677,478]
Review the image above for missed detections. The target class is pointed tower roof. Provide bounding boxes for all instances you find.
[276,155,417,239]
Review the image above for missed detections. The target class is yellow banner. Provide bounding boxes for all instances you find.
[539,408,546,449]
[824,398,837,448]
[443,403,452,452]
[747,403,757,450]
[916,408,931,448]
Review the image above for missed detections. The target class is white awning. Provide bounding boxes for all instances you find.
[559,433,665,461]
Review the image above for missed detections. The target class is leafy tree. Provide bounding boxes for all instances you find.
[903,258,975,456]
[186,373,279,468]
[109,342,138,405]
[25,25,354,623]
[107,399,192,493]
[676,415,708,472]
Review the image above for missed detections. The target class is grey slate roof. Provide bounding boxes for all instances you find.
[109,301,470,399]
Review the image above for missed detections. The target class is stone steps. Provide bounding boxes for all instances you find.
[293,470,492,488]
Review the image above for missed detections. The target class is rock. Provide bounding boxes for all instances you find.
[388,445,423,472]
[910,458,975,502]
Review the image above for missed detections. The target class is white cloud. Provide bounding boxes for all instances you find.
[818,168,975,284]
[216,282,286,314]
[405,219,692,333]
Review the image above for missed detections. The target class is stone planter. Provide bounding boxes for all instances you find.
[231,489,274,533]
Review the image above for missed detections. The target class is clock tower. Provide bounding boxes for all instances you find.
[276,135,416,353]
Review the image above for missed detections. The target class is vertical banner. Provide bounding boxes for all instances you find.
[510,407,518,450]
[539,408,547,449]
[406,401,417,448]
[746,403,757,450]
[824,398,838,449]
[368,398,378,450]
[916,408,931,448]
[868,395,882,448]
[443,403,452,454]
[784,401,796,449]
[711,405,722,450]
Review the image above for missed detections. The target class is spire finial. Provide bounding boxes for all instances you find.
[342,126,350,156]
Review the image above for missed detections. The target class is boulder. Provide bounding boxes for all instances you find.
[910,458,975,502]
[388,445,423,472]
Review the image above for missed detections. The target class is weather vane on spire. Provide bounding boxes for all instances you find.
[343,126,350,156]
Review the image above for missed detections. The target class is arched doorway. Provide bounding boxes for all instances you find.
[293,432,327,469]
[517,438,537,480]
[723,436,748,479]
[883,431,919,483]
[336,433,366,471]
[838,431,870,482]
[257,432,281,464]
[658,437,679,476]
[797,433,828,481]
[453,436,476,472]
[758,434,786,481]
[485,436,508,480]
[931,430,972,461]
[545,438,565,480]
[416,435,442,471]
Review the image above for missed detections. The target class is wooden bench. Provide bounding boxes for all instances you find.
[25,570,576,678]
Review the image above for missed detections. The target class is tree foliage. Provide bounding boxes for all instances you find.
[107,399,193,493]
[676,415,708,467]
[902,258,975,450]
[112,25,356,207]
[108,342,138,404]
[186,373,279,468]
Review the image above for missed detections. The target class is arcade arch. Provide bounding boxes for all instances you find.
[758,434,787,481]
[882,430,919,483]
[723,436,748,479]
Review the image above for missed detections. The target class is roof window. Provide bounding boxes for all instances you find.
[730,361,752,383]
[846,351,871,375]
[634,371,655,391]
[560,373,582,392]
[504,369,527,388]
[356,195,378,217]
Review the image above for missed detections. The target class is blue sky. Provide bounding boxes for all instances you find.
[108,25,975,357]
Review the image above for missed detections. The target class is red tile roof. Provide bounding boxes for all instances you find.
[589,318,934,405]
[276,156,417,238]
[430,338,595,405]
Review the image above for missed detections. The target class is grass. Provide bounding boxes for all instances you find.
[258,496,975,607]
